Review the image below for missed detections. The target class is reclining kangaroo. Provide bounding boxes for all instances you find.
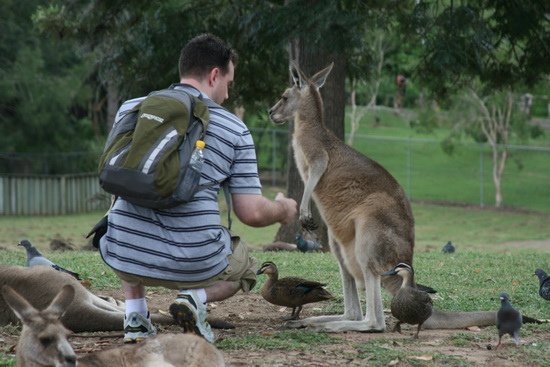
[1,284,225,367]
[0,265,172,332]
[268,62,496,332]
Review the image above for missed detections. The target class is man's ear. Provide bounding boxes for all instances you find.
[208,67,220,86]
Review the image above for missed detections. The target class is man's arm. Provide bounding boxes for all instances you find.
[232,192,297,227]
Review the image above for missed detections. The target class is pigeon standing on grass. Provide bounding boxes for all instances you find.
[442,241,455,253]
[295,234,322,252]
[495,292,522,349]
[18,239,81,280]
[534,268,550,301]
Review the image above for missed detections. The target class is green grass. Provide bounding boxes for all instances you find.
[354,339,473,366]
[1,205,549,365]
[217,330,341,351]
[349,135,550,213]
[1,247,548,320]
[1,194,549,252]
[341,107,550,212]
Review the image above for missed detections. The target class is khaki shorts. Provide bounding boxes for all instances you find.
[112,236,257,293]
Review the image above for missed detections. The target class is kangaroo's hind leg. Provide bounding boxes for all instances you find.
[286,233,362,329]
[360,229,386,330]
[300,223,386,333]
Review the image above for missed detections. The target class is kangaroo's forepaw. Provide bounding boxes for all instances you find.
[300,217,318,231]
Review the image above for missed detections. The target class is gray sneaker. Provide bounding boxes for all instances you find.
[169,290,215,343]
[123,312,157,343]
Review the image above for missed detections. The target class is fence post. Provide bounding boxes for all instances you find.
[60,175,66,215]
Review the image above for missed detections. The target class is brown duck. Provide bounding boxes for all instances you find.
[382,263,433,338]
[256,261,333,320]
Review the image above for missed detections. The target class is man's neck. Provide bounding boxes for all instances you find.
[180,78,211,99]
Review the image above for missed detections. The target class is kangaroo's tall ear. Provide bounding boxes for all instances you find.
[289,61,301,88]
[1,285,38,323]
[45,285,75,319]
[310,62,334,89]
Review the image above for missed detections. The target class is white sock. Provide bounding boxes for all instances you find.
[195,288,207,304]
[125,298,148,318]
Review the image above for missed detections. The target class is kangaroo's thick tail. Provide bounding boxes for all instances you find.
[423,309,546,329]
[423,309,496,329]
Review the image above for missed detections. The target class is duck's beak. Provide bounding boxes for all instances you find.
[256,269,264,275]
[382,268,397,276]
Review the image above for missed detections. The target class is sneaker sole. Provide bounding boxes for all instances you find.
[169,302,202,336]
[123,336,146,344]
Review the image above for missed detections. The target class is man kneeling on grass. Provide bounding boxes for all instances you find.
[98,33,297,343]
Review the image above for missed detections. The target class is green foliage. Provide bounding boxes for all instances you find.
[0,354,16,367]
[0,0,96,164]
[406,1,549,97]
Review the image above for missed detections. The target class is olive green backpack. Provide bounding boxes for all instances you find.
[98,85,216,209]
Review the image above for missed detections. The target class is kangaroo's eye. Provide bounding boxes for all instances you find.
[39,337,54,347]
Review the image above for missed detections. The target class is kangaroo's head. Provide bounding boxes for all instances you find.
[269,61,333,124]
[1,284,77,367]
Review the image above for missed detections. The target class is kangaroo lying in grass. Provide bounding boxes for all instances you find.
[268,62,499,333]
[0,265,173,332]
[1,284,225,367]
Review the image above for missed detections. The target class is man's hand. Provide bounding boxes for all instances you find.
[233,192,297,227]
[274,192,297,225]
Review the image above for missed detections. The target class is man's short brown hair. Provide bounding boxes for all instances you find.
[178,33,238,79]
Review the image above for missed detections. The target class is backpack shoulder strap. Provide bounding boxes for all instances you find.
[222,181,232,231]
[168,84,233,229]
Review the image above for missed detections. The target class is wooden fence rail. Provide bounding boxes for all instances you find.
[0,174,109,215]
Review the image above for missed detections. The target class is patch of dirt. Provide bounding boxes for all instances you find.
[1,290,546,366]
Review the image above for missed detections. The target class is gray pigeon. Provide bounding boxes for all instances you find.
[442,241,455,253]
[495,292,522,349]
[295,234,322,252]
[534,268,550,301]
[18,239,81,280]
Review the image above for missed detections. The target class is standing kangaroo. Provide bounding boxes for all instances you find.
[1,284,225,367]
[268,62,496,332]
[0,265,172,332]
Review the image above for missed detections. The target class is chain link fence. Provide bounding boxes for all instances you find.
[1,128,549,214]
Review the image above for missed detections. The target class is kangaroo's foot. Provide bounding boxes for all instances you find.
[306,320,386,333]
[285,314,348,328]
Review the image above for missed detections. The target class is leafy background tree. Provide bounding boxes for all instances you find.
[0,1,94,154]
[1,0,548,226]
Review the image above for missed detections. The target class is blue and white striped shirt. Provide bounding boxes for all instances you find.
[99,85,262,282]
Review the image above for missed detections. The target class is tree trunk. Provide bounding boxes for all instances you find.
[274,36,346,251]
[469,90,513,209]
[491,147,503,208]
[105,81,119,132]
[348,86,358,146]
